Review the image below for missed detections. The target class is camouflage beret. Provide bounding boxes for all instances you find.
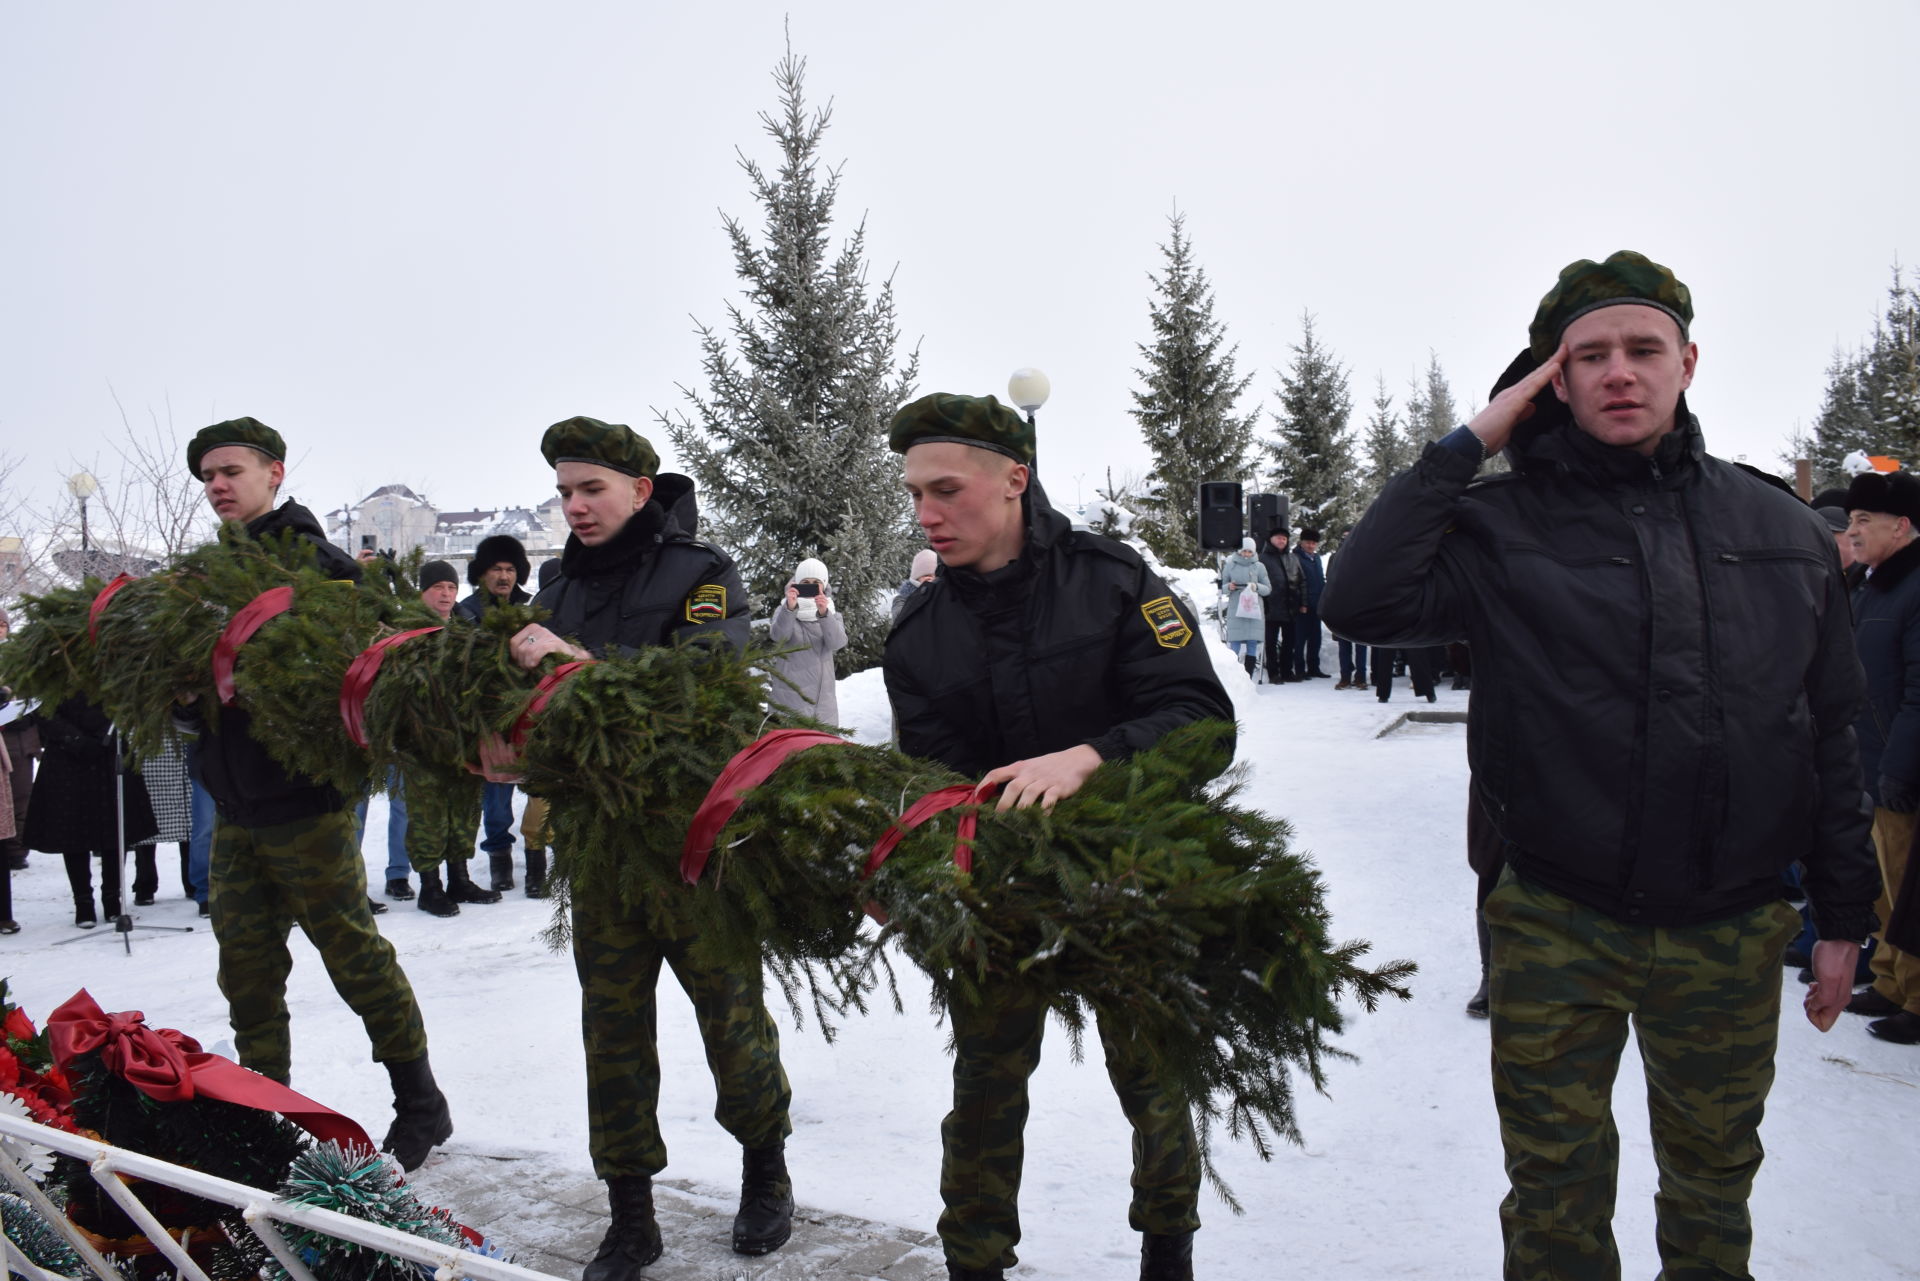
[888,393,1034,465]
[1529,250,1693,361]
[540,415,659,479]
[186,417,287,478]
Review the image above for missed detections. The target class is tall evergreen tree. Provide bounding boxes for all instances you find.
[1357,375,1408,513]
[1801,267,1920,492]
[1265,313,1357,542]
[1129,213,1259,567]
[660,49,920,673]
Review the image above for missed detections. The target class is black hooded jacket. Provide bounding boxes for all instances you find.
[1849,535,1920,803]
[884,481,1235,779]
[195,501,363,828]
[1321,415,1879,940]
[531,474,747,657]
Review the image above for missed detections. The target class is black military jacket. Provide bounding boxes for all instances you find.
[884,485,1234,779]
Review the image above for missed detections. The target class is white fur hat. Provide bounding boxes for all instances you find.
[794,556,830,584]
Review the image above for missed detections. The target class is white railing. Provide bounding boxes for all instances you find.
[0,1112,564,1281]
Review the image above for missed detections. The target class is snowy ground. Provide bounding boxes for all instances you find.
[3,604,1916,1279]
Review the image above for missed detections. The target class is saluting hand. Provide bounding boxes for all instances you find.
[1466,342,1566,456]
[981,744,1103,813]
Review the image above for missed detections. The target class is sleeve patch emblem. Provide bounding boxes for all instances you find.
[1141,596,1191,649]
[685,584,727,623]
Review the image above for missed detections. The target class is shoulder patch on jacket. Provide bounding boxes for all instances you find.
[685,584,726,623]
[1141,596,1192,649]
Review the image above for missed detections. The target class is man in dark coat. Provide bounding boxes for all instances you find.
[1840,469,1920,1043]
[504,416,794,1278]
[1291,529,1327,677]
[1321,252,1880,1280]
[884,393,1234,1281]
[1258,529,1304,682]
[456,533,532,890]
[181,417,451,1171]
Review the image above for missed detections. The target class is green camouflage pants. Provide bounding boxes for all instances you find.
[1484,867,1799,1281]
[210,808,428,1083]
[938,986,1201,1271]
[403,773,482,874]
[571,893,791,1179]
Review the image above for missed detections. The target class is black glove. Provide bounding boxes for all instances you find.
[1878,774,1919,814]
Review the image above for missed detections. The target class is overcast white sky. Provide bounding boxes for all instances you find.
[3,1,1915,524]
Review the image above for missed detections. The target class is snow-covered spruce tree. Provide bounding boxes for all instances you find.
[1264,313,1357,543]
[659,49,921,675]
[1800,267,1920,491]
[1355,374,1408,515]
[1129,213,1258,568]
[1401,350,1459,450]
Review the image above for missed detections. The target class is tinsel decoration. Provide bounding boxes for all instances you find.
[0,1191,85,1278]
[236,1143,465,1281]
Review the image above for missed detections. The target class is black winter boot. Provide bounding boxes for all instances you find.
[1140,1229,1194,1281]
[946,1265,1005,1281]
[446,858,502,904]
[416,868,460,918]
[525,848,548,899]
[381,1054,452,1171]
[583,1176,663,1281]
[385,876,415,901]
[488,851,515,892]
[732,1141,793,1255]
[1241,654,1257,679]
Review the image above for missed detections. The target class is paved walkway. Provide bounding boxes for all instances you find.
[409,1150,946,1281]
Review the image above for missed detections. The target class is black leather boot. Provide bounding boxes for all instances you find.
[946,1264,1004,1280]
[446,858,502,904]
[416,868,460,917]
[731,1141,793,1256]
[525,847,548,898]
[488,852,514,892]
[583,1176,663,1280]
[1242,654,1257,678]
[381,1054,453,1171]
[1141,1230,1194,1281]
[385,876,415,901]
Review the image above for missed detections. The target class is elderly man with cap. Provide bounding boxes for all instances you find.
[502,416,794,1277]
[1322,253,1880,1279]
[457,534,532,892]
[1841,468,1920,1044]
[883,393,1233,1281]
[180,417,452,1170]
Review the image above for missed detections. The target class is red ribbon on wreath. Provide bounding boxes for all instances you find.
[507,660,596,751]
[680,729,852,884]
[211,586,295,705]
[864,779,1004,876]
[338,627,443,749]
[87,574,136,642]
[47,989,375,1155]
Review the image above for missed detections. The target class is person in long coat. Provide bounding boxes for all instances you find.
[23,695,157,927]
[1219,538,1272,679]
[767,556,848,725]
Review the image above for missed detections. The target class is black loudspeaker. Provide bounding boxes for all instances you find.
[1196,481,1244,551]
[1248,493,1287,543]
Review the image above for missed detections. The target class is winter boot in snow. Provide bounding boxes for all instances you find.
[1241,653,1257,679]
[446,857,502,905]
[488,851,515,892]
[583,1176,663,1280]
[1140,1230,1194,1281]
[1465,973,1490,1018]
[385,876,414,900]
[416,868,460,918]
[381,1054,452,1171]
[732,1141,793,1255]
[945,1265,1004,1281]
[525,847,548,898]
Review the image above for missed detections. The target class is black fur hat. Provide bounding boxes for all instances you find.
[469,534,531,588]
[1843,470,1920,524]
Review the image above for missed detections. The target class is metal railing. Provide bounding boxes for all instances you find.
[0,1112,562,1281]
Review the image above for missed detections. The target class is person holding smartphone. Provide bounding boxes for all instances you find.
[767,557,847,726]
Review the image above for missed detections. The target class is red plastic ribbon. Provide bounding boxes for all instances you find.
[507,660,596,751]
[86,574,135,642]
[866,780,1004,876]
[338,627,443,749]
[680,729,852,884]
[47,989,375,1155]
[211,586,295,706]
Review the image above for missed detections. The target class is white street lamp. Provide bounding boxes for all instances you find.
[67,471,99,555]
[1007,367,1050,417]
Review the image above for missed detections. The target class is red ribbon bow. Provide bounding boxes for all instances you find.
[338,627,443,749]
[47,989,374,1153]
[211,586,296,705]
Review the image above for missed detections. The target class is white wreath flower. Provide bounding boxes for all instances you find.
[0,1091,56,1181]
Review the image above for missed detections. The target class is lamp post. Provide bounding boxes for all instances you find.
[1007,367,1050,470]
[68,471,99,562]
